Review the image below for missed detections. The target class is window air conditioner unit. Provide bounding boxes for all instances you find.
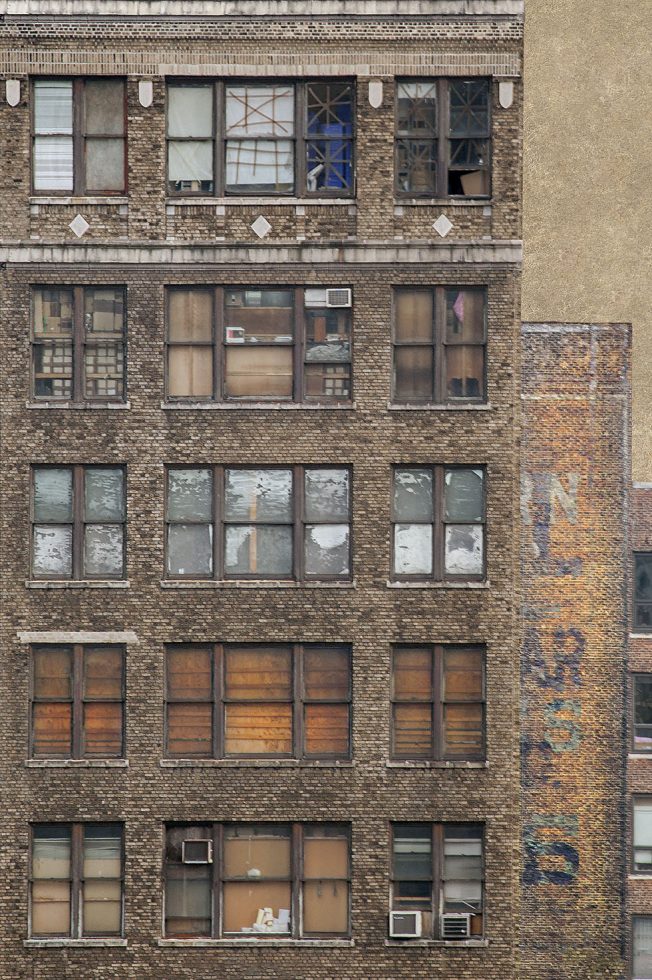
[326,288,352,308]
[389,910,422,938]
[305,287,353,309]
[182,839,213,864]
[440,913,471,939]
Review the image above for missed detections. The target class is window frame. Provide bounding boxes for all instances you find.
[634,552,652,630]
[390,821,485,939]
[163,822,351,940]
[390,464,487,583]
[166,79,356,199]
[633,915,652,980]
[31,77,128,196]
[164,285,352,405]
[633,673,652,754]
[29,644,125,760]
[164,464,352,583]
[29,822,125,938]
[391,286,487,405]
[164,642,352,761]
[394,77,492,200]
[633,796,652,873]
[31,285,127,404]
[390,644,486,761]
[30,464,127,581]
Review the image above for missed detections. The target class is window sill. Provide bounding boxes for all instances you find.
[395,198,491,208]
[629,875,652,880]
[630,631,652,638]
[25,759,128,769]
[160,580,355,590]
[387,402,491,411]
[629,753,652,760]
[161,401,356,411]
[24,939,127,948]
[160,759,354,769]
[386,760,488,770]
[26,580,130,590]
[29,196,128,206]
[157,938,354,948]
[384,938,488,948]
[26,401,131,410]
[386,580,489,590]
[166,197,355,208]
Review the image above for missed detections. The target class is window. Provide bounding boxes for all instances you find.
[165,466,350,582]
[391,645,485,760]
[166,287,351,403]
[167,80,354,196]
[32,287,125,402]
[396,78,490,197]
[30,645,124,759]
[392,287,486,403]
[634,798,652,872]
[635,554,652,629]
[30,823,123,937]
[164,822,350,939]
[165,643,350,759]
[391,823,484,939]
[634,675,652,753]
[634,917,652,979]
[33,79,126,193]
[391,466,485,581]
[31,466,126,580]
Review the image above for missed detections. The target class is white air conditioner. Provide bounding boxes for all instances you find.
[389,910,422,938]
[440,913,471,939]
[326,288,352,308]
[305,287,353,309]
[182,839,213,864]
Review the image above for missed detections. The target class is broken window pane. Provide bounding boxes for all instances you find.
[33,527,73,578]
[168,469,213,522]
[304,469,350,522]
[224,469,292,522]
[167,524,213,577]
[306,82,353,192]
[304,524,349,576]
[444,525,483,576]
[224,525,293,577]
[393,469,433,522]
[34,468,73,522]
[444,468,483,522]
[84,468,124,521]
[394,524,433,575]
[448,79,490,196]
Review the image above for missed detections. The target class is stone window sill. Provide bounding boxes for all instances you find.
[160,580,355,590]
[26,580,130,590]
[629,874,652,880]
[386,760,488,770]
[29,197,128,206]
[166,197,354,208]
[25,759,128,769]
[630,631,652,638]
[158,938,354,948]
[629,753,652,760]
[386,580,489,590]
[161,759,353,769]
[395,198,491,208]
[161,401,355,411]
[26,401,131,410]
[24,939,127,948]
[387,402,491,411]
[384,938,488,948]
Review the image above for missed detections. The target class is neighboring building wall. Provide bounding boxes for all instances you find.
[521,321,629,980]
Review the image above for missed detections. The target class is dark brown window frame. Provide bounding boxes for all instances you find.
[164,464,352,583]
[164,642,351,760]
[634,552,652,630]
[390,821,485,940]
[29,822,125,938]
[164,286,352,404]
[31,285,127,404]
[30,644,125,759]
[390,644,486,761]
[394,77,491,200]
[633,673,652,754]
[632,915,652,980]
[166,78,355,198]
[30,464,127,581]
[31,77,128,196]
[390,464,486,582]
[633,795,652,874]
[391,286,487,405]
[164,821,351,940]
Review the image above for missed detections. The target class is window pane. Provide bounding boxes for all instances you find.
[84,287,124,335]
[34,136,73,190]
[225,139,294,193]
[449,79,490,137]
[165,869,212,936]
[394,704,432,757]
[168,86,214,137]
[445,525,483,575]
[226,86,294,137]
[303,880,348,934]
[223,882,291,934]
[635,802,652,867]
[395,346,434,400]
[305,524,350,576]
[167,703,213,757]
[304,469,350,522]
[224,827,291,877]
[225,703,293,755]
[396,140,437,195]
[34,468,73,522]
[169,290,213,342]
[394,524,433,575]
[224,469,292,522]
[446,289,485,343]
[393,469,433,521]
[395,291,433,343]
[167,524,213,576]
[304,703,350,756]
[397,81,437,136]
[33,526,73,577]
[34,341,74,398]
[83,702,122,757]
[225,647,292,700]
[168,648,213,700]
[444,703,484,757]
[224,525,293,577]
[225,289,294,343]
[307,82,353,136]
[168,141,214,190]
[305,309,351,361]
[304,646,350,700]
[168,346,214,397]
[306,139,353,192]
[32,880,71,935]
[444,469,483,522]
[34,289,74,337]
[84,80,125,135]
[636,555,652,602]
[444,648,484,700]
[82,879,122,935]
[393,648,432,700]
[225,346,293,399]
[449,157,490,196]
[634,917,652,978]
[85,469,124,521]
[84,343,124,399]
[34,80,73,133]
[168,468,213,522]
[304,834,348,878]
[83,525,123,577]
[305,80,354,192]
[33,703,73,757]
[85,138,125,192]
[83,825,122,878]
[33,826,72,878]
[445,345,484,399]
[393,825,432,879]
[635,677,652,752]
[304,363,351,401]
[34,647,73,699]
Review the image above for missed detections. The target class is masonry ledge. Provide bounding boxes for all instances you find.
[29,196,128,206]
[157,938,354,948]
[26,401,131,410]
[167,197,355,207]
[160,758,354,768]
[386,580,489,589]
[26,580,130,589]
[25,759,129,768]
[386,760,488,769]
[24,939,127,948]
[160,580,356,590]
[161,401,356,411]
[384,938,488,948]
[387,401,492,411]
[397,198,490,207]
[4,2,524,17]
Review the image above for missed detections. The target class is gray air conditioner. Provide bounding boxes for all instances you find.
[440,912,471,939]
[389,910,422,938]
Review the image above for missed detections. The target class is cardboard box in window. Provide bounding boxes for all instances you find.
[460,170,488,196]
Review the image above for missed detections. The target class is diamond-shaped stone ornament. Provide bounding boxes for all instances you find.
[251,215,272,239]
[433,214,453,238]
[69,214,90,238]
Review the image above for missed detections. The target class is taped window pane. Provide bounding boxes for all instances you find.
[225,138,294,193]
[226,86,294,137]
[34,289,74,337]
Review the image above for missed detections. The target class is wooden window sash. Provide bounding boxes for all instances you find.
[166,81,218,198]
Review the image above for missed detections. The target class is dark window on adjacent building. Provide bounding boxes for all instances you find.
[167,81,354,197]
[165,643,351,760]
[634,675,652,753]
[165,287,352,403]
[392,287,486,403]
[391,823,484,938]
[634,917,652,979]
[165,465,350,582]
[391,645,485,760]
[32,287,126,402]
[165,823,350,939]
[31,466,126,580]
[30,823,124,937]
[31,645,124,759]
[391,466,485,581]
[396,78,490,198]
[634,798,652,872]
[32,79,126,194]
[635,553,652,629]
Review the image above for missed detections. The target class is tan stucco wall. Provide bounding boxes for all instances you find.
[522,0,652,479]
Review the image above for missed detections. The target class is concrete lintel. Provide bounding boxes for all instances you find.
[18,630,139,644]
